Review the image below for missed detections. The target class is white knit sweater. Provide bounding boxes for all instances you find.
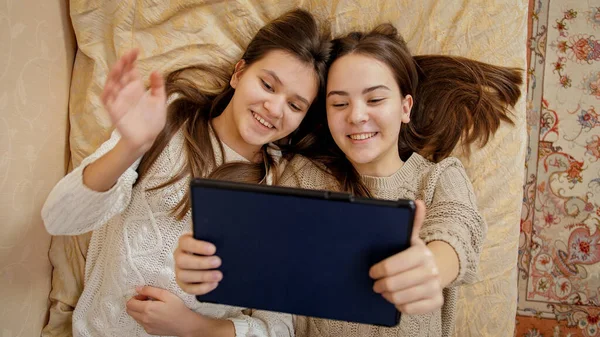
[41,127,292,337]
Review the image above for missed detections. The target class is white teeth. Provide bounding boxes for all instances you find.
[252,112,274,129]
[349,132,376,140]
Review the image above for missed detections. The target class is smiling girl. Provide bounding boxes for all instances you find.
[41,9,331,337]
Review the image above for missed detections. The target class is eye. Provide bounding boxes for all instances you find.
[368,98,386,104]
[289,102,302,112]
[261,79,274,92]
[331,102,348,108]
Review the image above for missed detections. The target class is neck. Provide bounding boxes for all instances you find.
[351,152,404,177]
[211,103,262,162]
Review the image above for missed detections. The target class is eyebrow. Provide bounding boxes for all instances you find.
[326,85,391,98]
[262,69,310,107]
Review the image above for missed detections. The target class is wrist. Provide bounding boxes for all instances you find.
[180,314,235,337]
[179,312,207,337]
[426,240,459,287]
[115,137,151,159]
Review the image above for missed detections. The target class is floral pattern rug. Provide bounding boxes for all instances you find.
[517,0,600,336]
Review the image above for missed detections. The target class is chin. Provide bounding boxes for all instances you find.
[345,151,379,166]
[240,129,271,147]
[241,134,269,147]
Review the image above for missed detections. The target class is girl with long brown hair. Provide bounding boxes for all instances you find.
[41,9,331,337]
[175,23,522,337]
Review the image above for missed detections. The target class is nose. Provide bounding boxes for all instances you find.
[347,102,368,125]
[263,95,285,119]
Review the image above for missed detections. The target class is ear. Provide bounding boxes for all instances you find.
[401,94,413,123]
[230,59,247,89]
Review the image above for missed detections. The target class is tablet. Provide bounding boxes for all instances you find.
[190,178,415,327]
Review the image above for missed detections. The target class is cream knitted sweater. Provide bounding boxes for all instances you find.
[41,127,292,337]
[278,154,486,337]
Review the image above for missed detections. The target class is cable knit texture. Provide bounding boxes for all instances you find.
[279,154,486,337]
[41,126,292,337]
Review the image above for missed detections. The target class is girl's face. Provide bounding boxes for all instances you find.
[326,53,413,176]
[228,50,319,150]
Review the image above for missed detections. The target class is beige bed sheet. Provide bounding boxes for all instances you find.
[45,1,528,336]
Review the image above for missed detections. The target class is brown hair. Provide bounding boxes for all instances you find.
[292,23,523,197]
[137,9,331,219]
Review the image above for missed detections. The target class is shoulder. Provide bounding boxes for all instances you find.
[409,153,464,174]
[408,153,466,181]
[404,153,471,203]
[417,155,475,206]
[428,156,469,187]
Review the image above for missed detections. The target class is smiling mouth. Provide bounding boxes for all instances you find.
[348,132,378,140]
[252,111,275,129]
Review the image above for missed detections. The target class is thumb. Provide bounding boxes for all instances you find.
[149,71,166,100]
[410,200,426,245]
[136,286,174,302]
[133,294,150,301]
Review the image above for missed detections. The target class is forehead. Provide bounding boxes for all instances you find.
[251,50,319,98]
[327,53,397,92]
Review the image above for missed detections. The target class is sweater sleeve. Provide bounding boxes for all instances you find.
[420,161,487,287]
[228,310,293,337]
[41,130,142,235]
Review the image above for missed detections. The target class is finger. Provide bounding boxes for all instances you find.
[124,49,138,69]
[101,79,112,105]
[120,67,140,89]
[126,298,147,314]
[119,49,137,76]
[112,50,137,87]
[109,57,127,87]
[102,50,139,108]
[176,268,223,284]
[373,262,439,294]
[178,233,217,256]
[380,279,441,305]
[125,48,139,65]
[108,57,125,83]
[107,82,121,107]
[135,286,175,302]
[126,307,145,323]
[175,249,221,270]
[369,244,433,279]
[133,294,150,301]
[411,200,426,245]
[119,64,132,88]
[106,87,122,110]
[177,281,219,296]
[102,61,125,106]
[396,294,445,316]
[107,68,127,107]
[101,84,114,108]
[120,51,141,88]
[149,71,166,100]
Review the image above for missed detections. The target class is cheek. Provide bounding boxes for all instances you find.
[282,112,307,133]
[235,79,263,105]
[326,113,345,139]
[377,109,403,135]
